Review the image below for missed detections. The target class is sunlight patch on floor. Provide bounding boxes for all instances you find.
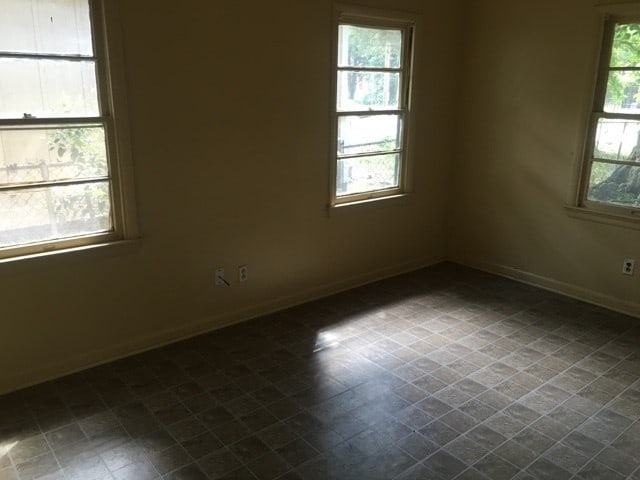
[0,440,18,458]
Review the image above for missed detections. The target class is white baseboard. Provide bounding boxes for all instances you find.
[0,255,444,395]
[451,257,640,319]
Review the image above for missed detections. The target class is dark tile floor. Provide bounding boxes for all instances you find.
[1,263,639,480]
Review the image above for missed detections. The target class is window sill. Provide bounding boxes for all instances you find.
[564,205,640,230]
[328,193,411,216]
[0,238,142,271]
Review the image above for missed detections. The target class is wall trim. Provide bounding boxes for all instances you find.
[8,254,636,395]
[451,257,640,319]
[0,255,444,395]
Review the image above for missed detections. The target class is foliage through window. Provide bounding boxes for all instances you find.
[0,0,132,258]
[582,16,640,212]
[332,7,414,204]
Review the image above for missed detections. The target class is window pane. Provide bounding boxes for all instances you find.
[338,25,402,68]
[0,0,92,56]
[336,153,400,196]
[593,118,640,161]
[0,58,98,119]
[338,115,401,156]
[337,71,400,111]
[587,162,640,207]
[610,23,640,68]
[0,126,107,186]
[0,181,112,247]
[604,71,640,113]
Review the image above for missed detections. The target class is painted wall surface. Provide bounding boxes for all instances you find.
[0,0,461,393]
[450,0,640,313]
[5,0,640,395]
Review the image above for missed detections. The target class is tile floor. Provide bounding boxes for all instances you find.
[1,262,639,480]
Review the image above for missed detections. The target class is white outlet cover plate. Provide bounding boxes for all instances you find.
[239,265,248,282]
[623,259,635,275]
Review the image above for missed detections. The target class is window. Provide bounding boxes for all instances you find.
[579,13,640,216]
[0,0,136,259]
[331,5,415,205]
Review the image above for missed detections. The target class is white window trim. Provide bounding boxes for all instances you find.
[570,3,640,227]
[0,0,138,261]
[329,3,417,208]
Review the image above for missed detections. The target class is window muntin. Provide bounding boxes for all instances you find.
[0,0,127,258]
[582,17,640,212]
[332,12,413,204]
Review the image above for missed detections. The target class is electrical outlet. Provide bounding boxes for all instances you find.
[215,267,226,285]
[623,259,635,276]
[238,265,248,282]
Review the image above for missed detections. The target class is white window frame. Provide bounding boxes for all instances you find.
[330,4,416,207]
[576,9,640,221]
[0,0,137,261]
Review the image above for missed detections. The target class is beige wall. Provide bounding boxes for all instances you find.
[0,0,462,394]
[4,0,640,395]
[450,0,640,314]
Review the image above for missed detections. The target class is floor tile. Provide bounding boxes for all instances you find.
[0,263,638,480]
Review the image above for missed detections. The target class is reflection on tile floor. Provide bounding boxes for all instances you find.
[1,262,639,479]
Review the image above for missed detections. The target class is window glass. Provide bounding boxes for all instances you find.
[0,0,126,256]
[0,58,99,119]
[583,19,640,212]
[0,182,111,247]
[587,163,640,207]
[337,71,400,111]
[337,153,400,196]
[338,25,402,68]
[338,115,402,155]
[333,14,412,204]
[592,118,640,161]
[0,0,93,55]
[0,126,108,187]
[605,71,640,114]
[610,23,640,68]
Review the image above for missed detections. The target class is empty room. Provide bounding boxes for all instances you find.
[0,0,639,479]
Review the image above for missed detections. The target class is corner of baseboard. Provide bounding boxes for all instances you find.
[448,256,640,319]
